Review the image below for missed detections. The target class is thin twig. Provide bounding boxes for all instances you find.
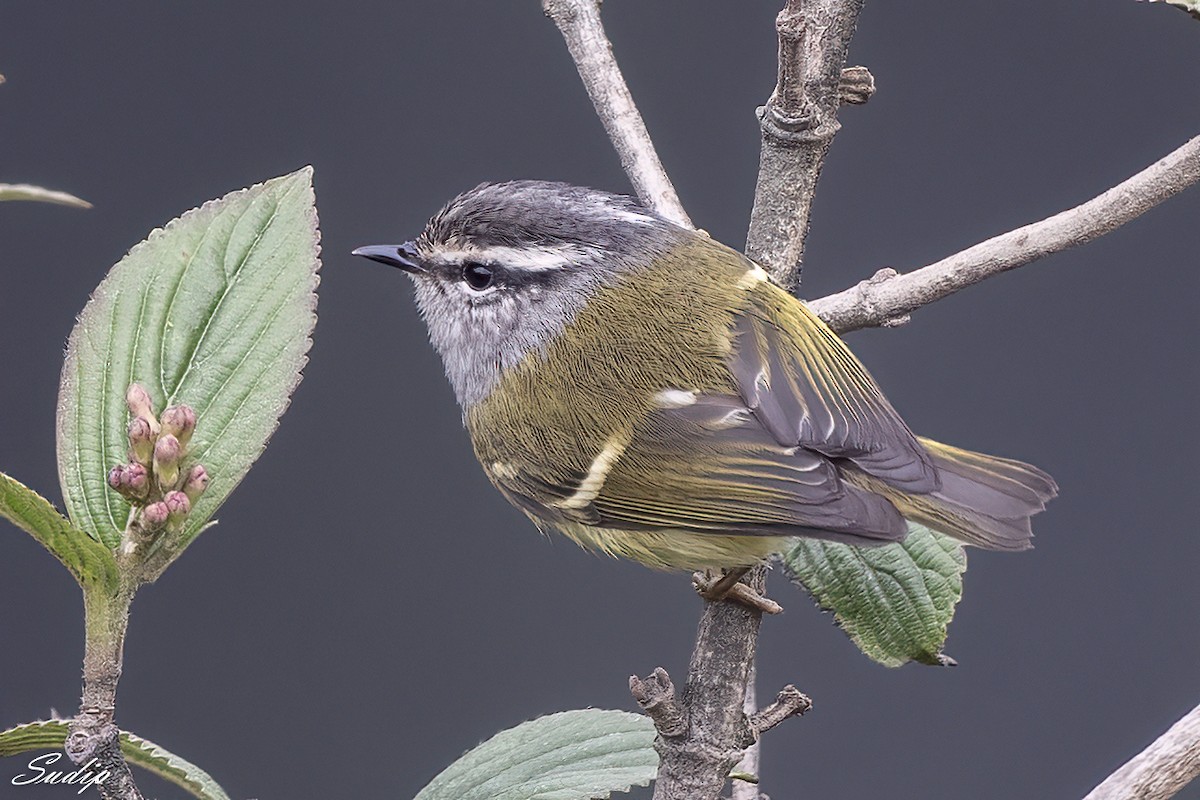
[735,5,866,790]
[1083,702,1200,800]
[745,0,866,292]
[809,134,1200,334]
[0,183,92,208]
[749,686,812,738]
[541,0,691,227]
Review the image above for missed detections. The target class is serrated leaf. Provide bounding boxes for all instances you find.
[0,471,116,589]
[56,168,320,559]
[0,183,92,208]
[782,524,966,667]
[415,710,657,800]
[1146,0,1200,21]
[0,720,230,800]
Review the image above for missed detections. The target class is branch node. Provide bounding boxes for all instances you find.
[631,667,687,738]
[850,267,910,327]
[838,65,875,105]
[745,0,865,288]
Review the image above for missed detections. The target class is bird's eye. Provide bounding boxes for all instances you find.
[461,262,495,291]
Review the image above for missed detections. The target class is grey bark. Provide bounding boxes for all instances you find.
[633,569,768,800]
[744,0,865,293]
[1083,702,1200,800]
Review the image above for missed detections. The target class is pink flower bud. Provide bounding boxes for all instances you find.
[125,383,154,419]
[124,462,149,496]
[124,383,161,444]
[153,434,181,490]
[127,417,156,465]
[141,501,169,529]
[160,405,196,447]
[163,490,191,522]
[108,462,150,501]
[183,464,209,503]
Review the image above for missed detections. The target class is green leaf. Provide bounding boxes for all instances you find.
[0,183,92,208]
[1146,0,1200,21]
[0,471,116,589]
[0,720,230,800]
[56,168,320,559]
[415,710,657,800]
[782,524,966,667]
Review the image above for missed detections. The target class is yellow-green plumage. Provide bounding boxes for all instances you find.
[358,181,1056,571]
[468,237,789,568]
[465,232,1055,570]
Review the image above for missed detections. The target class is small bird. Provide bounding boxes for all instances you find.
[354,181,1056,573]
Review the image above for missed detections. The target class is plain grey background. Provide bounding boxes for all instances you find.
[1,2,1198,798]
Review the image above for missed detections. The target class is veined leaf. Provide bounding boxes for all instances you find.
[782,524,966,667]
[415,710,657,800]
[56,168,320,561]
[0,183,91,208]
[0,471,115,589]
[0,720,230,800]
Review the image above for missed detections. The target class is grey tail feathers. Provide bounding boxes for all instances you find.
[907,437,1058,551]
[845,437,1058,551]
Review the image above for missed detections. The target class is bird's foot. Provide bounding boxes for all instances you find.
[693,568,783,615]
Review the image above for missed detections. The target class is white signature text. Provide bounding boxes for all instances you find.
[11,752,111,795]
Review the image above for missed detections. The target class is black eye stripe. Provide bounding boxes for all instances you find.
[461,262,494,291]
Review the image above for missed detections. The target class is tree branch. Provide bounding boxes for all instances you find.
[545,2,864,797]
[745,0,866,292]
[1083,702,1200,800]
[647,569,768,800]
[541,0,691,227]
[809,134,1200,334]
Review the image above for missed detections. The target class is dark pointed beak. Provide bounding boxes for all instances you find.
[351,241,427,274]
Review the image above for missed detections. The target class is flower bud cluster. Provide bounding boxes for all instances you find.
[107,383,208,541]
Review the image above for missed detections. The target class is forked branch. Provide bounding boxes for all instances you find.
[544,3,864,799]
[542,1,1200,799]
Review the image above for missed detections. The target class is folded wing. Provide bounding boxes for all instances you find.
[492,393,908,546]
[730,284,940,493]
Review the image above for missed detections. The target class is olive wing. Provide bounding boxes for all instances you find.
[491,393,908,545]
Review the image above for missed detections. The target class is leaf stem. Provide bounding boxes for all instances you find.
[67,579,145,800]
